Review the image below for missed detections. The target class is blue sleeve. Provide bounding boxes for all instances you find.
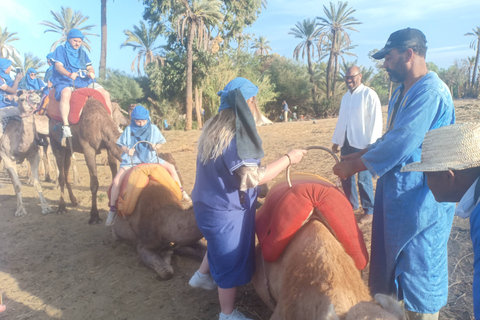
[19,78,27,90]
[85,53,92,66]
[52,46,66,65]
[116,126,130,148]
[362,88,452,178]
[151,125,166,144]
[470,206,480,320]
[223,137,260,174]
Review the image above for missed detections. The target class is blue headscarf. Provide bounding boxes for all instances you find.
[65,29,87,69]
[24,68,43,90]
[44,53,54,83]
[217,78,264,160]
[218,77,259,112]
[67,29,85,40]
[0,58,14,87]
[130,106,154,163]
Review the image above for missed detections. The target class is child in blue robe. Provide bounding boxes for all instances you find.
[106,105,190,226]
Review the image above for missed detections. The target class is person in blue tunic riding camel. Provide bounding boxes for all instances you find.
[106,105,191,227]
[0,58,22,140]
[50,28,113,143]
[188,77,307,320]
[19,68,45,91]
[333,28,455,319]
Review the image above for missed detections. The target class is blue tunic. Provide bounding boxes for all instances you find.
[0,77,17,109]
[362,72,455,313]
[116,124,166,168]
[50,44,93,101]
[470,202,480,319]
[192,136,260,288]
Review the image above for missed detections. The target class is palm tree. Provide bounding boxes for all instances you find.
[39,6,98,52]
[289,19,323,107]
[465,27,480,94]
[317,1,361,98]
[0,27,20,59]
[121,21,165,76]
[251,36,272,55]
[328,33,357,97]
[173,0,223,130]
[12,53,47,77]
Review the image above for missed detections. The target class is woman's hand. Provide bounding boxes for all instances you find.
[286,149,307,164]
[70,72,78,80]
[127,148,135,156]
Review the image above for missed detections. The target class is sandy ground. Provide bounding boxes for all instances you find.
[0,99,479,320]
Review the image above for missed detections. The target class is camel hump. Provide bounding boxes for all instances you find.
[256,173,369,270]
[46,88,110,124]
[109,163,182,217]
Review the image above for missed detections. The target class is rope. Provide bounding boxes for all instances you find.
[286,146,340,188]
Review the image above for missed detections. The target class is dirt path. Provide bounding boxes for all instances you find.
[0,99,478,319]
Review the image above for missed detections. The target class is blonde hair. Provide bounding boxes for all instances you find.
[197,108,236,164]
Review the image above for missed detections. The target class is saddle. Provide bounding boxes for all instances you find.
[108,163,182,218]
[255,173,369,270]
[46,88,110,124]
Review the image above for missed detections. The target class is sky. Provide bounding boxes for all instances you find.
[2,0,479,76]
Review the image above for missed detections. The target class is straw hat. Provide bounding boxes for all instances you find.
[401,123,480,172]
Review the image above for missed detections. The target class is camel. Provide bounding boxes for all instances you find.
[111,156,204,279]
[252,173,406,320]
[0,90,54,216]
[49,95,123,224]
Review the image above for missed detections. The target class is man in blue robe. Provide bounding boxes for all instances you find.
[401,123,480,319]
[50,28,113,140]
[333,28,455,319]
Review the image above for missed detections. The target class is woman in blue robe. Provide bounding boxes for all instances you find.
[0,58,21,109]
[188,77,307,320]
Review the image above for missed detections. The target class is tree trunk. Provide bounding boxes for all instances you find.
[325,30,336,99]
[199,89,203,125]
[472,41,480,95]
[332,54,339,98]
[194,86,202,129]
[99,0,107,80]
[185,24,194,131]
[306,43,317,113]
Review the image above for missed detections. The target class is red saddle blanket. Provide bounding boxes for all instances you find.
[256,173,368,270]
[108,163,182,218]
[47,88,109,124]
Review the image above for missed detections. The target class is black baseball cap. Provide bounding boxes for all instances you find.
[372,28,427,60]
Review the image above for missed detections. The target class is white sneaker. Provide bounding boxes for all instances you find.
[62,125,72,138]
[105,210,117,227]
[219,309,252,320]
[188,271,217,290]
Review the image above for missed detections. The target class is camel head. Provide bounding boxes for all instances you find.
[327,294,405,320]
[16,90,42,114]
[112,102,130,128]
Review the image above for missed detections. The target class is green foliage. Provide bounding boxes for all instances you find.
[97,69,144,109]
[0,27,20,59]
[39,6,98,52]
[12,52,46,76]
[121,21,165,76]
[263,55,313,117]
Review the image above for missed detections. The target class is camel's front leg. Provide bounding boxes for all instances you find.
[63,151,77,206]
[28,151,53,214]
[1,156,27,216]
[137,245,174,279]
[82,146,100,224]
[51,142,68,214]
